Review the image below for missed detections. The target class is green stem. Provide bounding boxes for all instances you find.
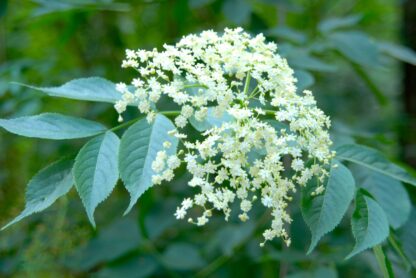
[373,245,394,278]
[243,73,251,95]
[249,85,260,98]
[108,109,278,137]
[350,62,388,106]
[109,117,142,132]
[195,256,229,278]
[337,51,388,107]
[109,110,181,133]
[388,233,412,270]
[183,84,208,89]
[160,110,181,117]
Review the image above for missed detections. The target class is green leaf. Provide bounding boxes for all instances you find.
[0,113,106,139]
[1,159,74,230]
[294,69,315,91]
[162,243,205,270]
[189,107,234,132]
[287,50,336,72]
[400,208,416,265]
[348,62,387,106]
[318,14,362,33]
[330,31,381,67]
[208,222,255,256]
[119,114,178,214]
[15,77,122,104]
[0,0,7,18]
[266,26,307,44]
[346,190,389,259]
[302,161,355,253]
[222,0,251,25]
[336,144,416,186]
[64,218,141,271]
[361,172,411,229]
[378,42,416,66]
[287,267,338,278]
[73,131,120,226]
[92,256,157,278]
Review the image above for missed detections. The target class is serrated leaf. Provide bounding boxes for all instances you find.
[0,113,106,139]
[378,42,416,66]
[73,131,120,226]
[15,77,122,104]
[318,14,362,33]
[302,161,355,253]
[189,107,234,132]
[346,190,389,259]
[330,31,381,67]
[162,243,205,270]
[336,144,416,186]
[1,159,74,230]
[361,172,411,229]
[119,114,178,214]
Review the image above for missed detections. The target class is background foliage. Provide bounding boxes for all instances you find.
[0,0,415,277]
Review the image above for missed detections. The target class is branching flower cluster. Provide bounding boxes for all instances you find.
[115,28,335,246]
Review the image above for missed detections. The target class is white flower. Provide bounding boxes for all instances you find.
[167,155,181,169]
[181,198,193,209]
[240,199,252,212]
[116,28,334,247]
[115,82,127,92]
[291,159,304,171]
[175,207,187,219]
[261,195,273,208]
[197,215,208,226]
[175,115,187,128]
[163,141,172,149]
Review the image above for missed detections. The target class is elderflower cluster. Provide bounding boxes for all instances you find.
[115,28,335,246]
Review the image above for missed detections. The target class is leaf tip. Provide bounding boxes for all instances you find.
[306,242,317,255]
[86,210,96,229]
[123,203,135,216]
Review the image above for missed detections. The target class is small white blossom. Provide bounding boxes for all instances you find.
[115,28,334,247]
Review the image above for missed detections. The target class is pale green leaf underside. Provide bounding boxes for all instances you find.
[379,42,416,66]
[2,159,74,230]
[162,243,205,270]
[318,14,362,33]
[73,131,120,226]
[330,31,380,67]
[15,77,122,104]
[336,144,416,186]
[294,69,315,92]
[362,172,411,229]
[346,191,389,259]
[189,107,234,132]
[0,113,106,139]
[400,208,416,263]
[302,161,355,253]
[119,114,178,214]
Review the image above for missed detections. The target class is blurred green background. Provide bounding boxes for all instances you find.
[0,0,415,277]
